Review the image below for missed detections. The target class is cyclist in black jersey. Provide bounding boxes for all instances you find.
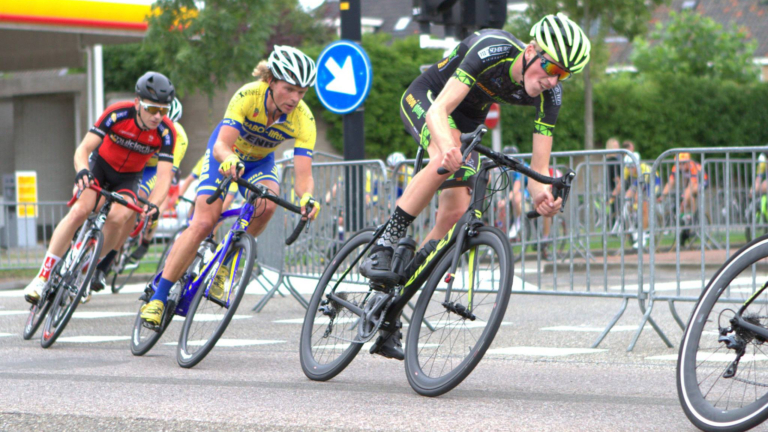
[360,13,591,359]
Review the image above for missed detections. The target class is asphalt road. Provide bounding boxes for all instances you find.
[0,272,737,432]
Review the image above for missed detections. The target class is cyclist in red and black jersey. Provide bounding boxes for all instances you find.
[360,13,591,359]
[23,72,177,304]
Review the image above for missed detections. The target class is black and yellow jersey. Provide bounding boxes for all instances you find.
[419,29,562,137]
[145,121,189,171]
[221,80,316,161]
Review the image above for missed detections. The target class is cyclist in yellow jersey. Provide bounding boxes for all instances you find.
[141,46,321,325]
[90,98,190,291]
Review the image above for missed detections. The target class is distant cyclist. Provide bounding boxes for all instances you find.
[359,13,590,359]
[660,152,708,219]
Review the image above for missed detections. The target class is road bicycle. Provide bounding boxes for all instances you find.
[155,195,196,274]
[130,177,313,368]
[299,125,575,396]
[677,232,768,431]
[22,185,149,347]
[108,196,156,293]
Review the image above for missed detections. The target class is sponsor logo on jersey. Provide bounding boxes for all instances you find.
[162,129,169,137]
[111,113,117,122]
[476,81,496,96]
[109,133,156,154]
[148,135,154,142]
[222,119,238,127]
[405,94,418,108]
[477,44,512,60]
[253,108,259,117]
[550,85,562,106]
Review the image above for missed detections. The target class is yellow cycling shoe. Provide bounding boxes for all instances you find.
[140,300,164,326]
[209,265,231,303]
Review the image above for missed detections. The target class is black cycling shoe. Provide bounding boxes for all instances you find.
[370,325,404,361]
[90,269,107,292]
[359,247,400,286]
[130,243,149,262]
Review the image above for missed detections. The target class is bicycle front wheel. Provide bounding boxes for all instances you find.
[678,235,768,431]
[405,226,513,397]
[176,234,255,368]
[299,228,374,381]
[41,230,103,348]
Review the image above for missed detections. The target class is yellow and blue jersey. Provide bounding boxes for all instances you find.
[221,80,316,161]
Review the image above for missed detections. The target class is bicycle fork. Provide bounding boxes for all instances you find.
[441,221,479,321]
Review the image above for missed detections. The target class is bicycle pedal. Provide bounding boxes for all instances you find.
[141,320,161,333]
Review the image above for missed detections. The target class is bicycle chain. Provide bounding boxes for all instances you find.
[325,291,395,345]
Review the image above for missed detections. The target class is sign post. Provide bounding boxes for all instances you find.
[316,4,373,232]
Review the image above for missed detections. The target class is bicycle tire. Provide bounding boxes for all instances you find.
[130,284,180,356]
[41,230,103,348]
[109,243,128,293]
[111,258,139,294]
[405,226,513,397]
[678,234,768,432]
[176,234,255,368]
[299,228,374,381]
[22,260,64,340]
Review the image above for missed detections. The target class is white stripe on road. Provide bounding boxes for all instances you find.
[486,346,608,357]
[0,333,14,337]
[646,352,768,362]
[0,310,29,316]
[171,314,251,322]
[72,312,135,319]
[164,339,285,347]
[541,325,651,332]
[56,336,131,343]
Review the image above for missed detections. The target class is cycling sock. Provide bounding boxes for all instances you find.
[150,277,174,303]
[37,252,62,280]
[97,250,118,272]
[374,206,416,251]
[141,238,151,248]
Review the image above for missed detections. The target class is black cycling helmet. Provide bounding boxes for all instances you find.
[135,72,175,104]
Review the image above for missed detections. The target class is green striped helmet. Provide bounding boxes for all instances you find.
[530,13,591,74]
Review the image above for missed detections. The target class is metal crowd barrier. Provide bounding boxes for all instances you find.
[641,147,768,350]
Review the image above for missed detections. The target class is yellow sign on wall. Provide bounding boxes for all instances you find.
[16,171,38,218]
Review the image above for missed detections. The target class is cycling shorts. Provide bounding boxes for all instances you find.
[88,154,141,203]
[196,123,279,201]
[400,85,481,190]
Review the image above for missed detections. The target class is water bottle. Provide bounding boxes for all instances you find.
[391,237,417,275]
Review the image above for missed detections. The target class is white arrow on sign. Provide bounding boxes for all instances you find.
[324,56,357,95]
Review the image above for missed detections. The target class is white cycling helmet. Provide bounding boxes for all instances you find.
[168,97,183,122]
[268,45,317,88]
[386,152,406,168]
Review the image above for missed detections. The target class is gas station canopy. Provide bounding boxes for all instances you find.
[0,0,152,72]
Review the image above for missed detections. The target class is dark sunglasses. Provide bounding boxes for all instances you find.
[535,51,572,81]
[140,101,170,116]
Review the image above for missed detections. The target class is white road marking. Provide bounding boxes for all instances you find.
[647,352,768,362]
[72,312,135,319]
[56,336,131,343]
[274,317,358,324]
[171,314,251,322]
[0,310,29,316]
[0,333,14,337]
[541,325,651,332]
[486,346,608,357]
[164,339,285,347]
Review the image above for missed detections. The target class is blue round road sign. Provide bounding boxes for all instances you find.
[315,40,373,115]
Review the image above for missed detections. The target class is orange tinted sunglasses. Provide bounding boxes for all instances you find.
[536,51,572,81]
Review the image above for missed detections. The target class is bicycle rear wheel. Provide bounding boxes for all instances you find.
[110,242,138,294]
[405,226,512,397]
[678,235,768,431]
[41,230,103,348]
[176,234,255,368]
[299,228,374,381]
[157,225,186,273]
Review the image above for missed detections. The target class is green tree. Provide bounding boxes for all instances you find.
[104,0,334,95]
[508,0,666,150]
[301,33,443,159]
[631,10,759,84]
